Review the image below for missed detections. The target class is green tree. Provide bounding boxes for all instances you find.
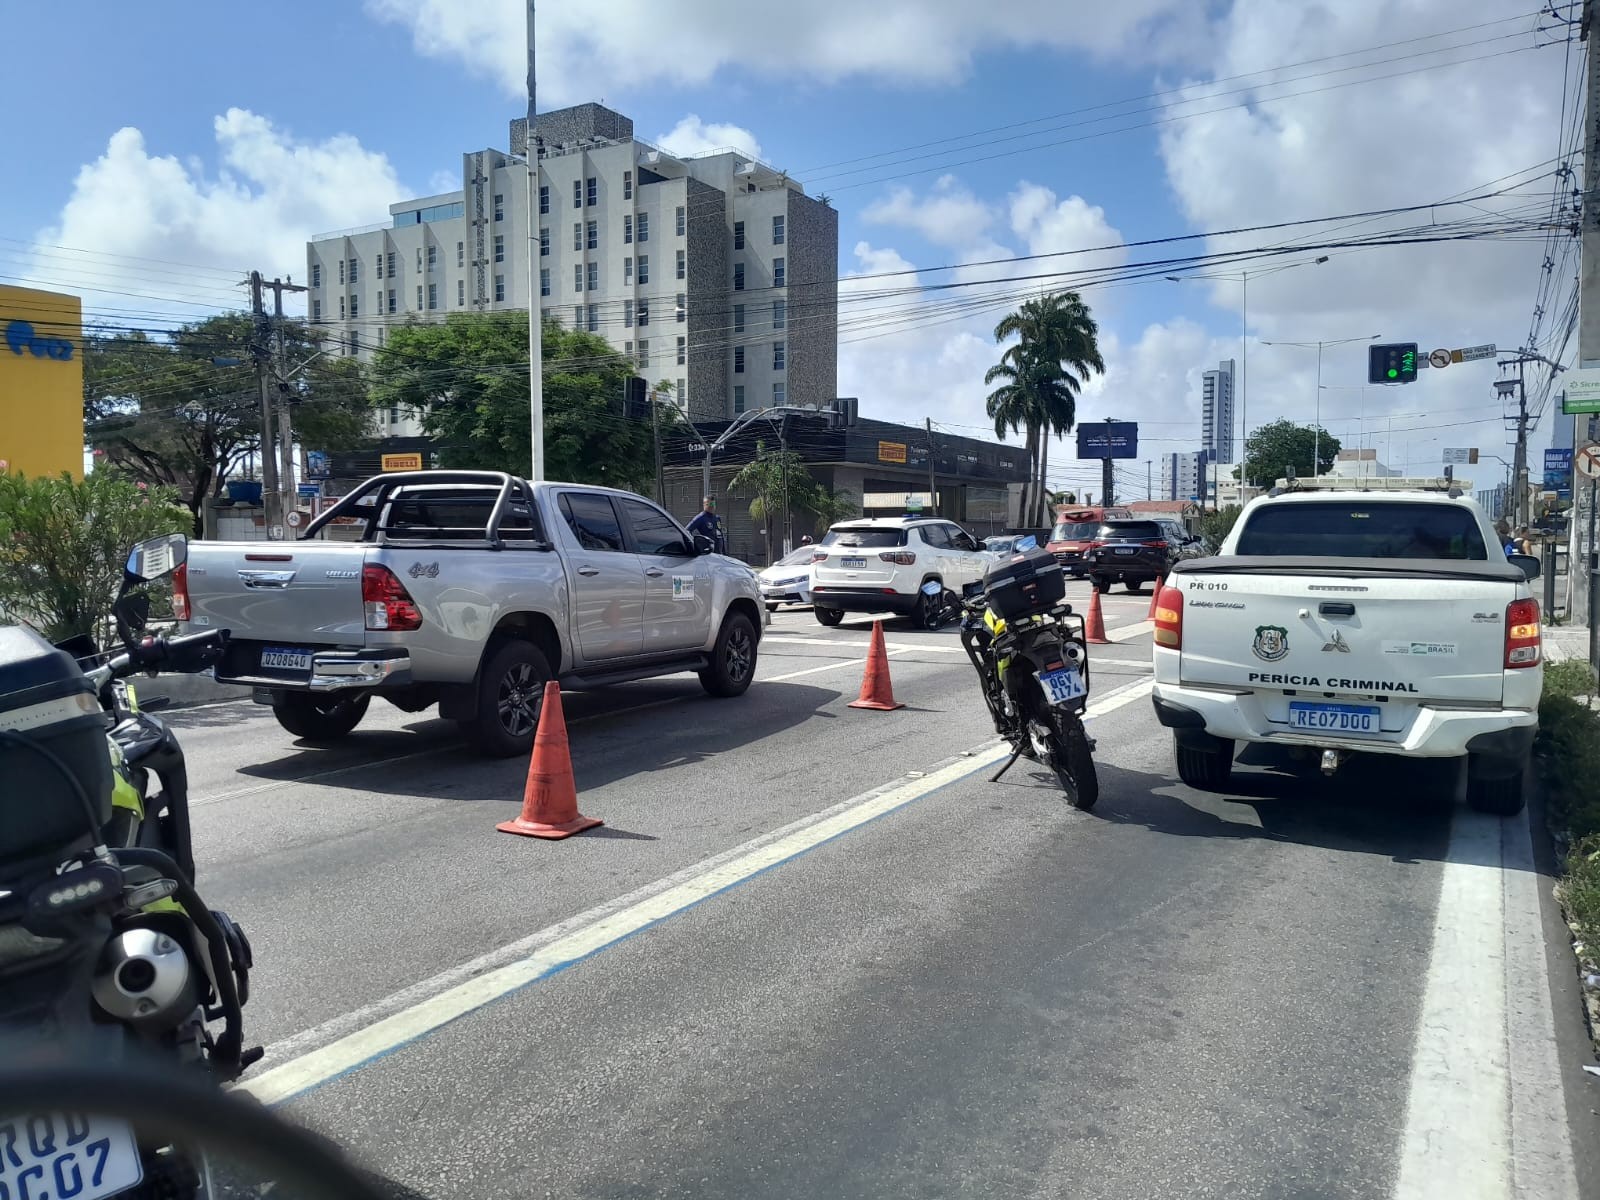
[0,468,191,640]
[728,443,856,561]
[85,314,373,533]
[986,292,1106,527]
[1197,504,1244,554]
[1235,419,1341,488]
[371,312,652,489]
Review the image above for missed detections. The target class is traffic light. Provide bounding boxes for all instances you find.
[624,375,647,419]
[1369,343,1419,384]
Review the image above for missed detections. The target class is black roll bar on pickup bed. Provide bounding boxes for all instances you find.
[298,470,532,550]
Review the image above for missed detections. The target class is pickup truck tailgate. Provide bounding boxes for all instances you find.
[187,543,368,645]
[1178,571,1508,705]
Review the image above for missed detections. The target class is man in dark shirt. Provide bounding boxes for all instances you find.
[686,496,723,552]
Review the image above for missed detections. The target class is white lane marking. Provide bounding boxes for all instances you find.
[1106,619,1154,643]
[240,677,1151,1105]
[1393,809,1542,1200]
[1502,807,1579,1199]
[762,634,965,654]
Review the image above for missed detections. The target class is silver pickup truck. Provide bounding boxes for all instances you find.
[178,471,764,756]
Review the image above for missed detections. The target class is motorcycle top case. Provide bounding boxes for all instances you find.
[0,625,113,863]
[982,545,1066,621]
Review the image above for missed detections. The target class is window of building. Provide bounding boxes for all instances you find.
[573,306,583,327]
[338,260,345,285]
[539,227,550,256]
[312,263,322,288]
[374,255,383,280]
[675,293,686,323]
[733,384,746,414]
[388,407,398,425]
[584,304,598,333]
[772,299,786,330]
[573,222,582,252]
[416,249,422,273]
[624,299,634,327]
[585,177,597,206]
[386,250,396,277]
[585,219,597,250]
[773,257,785,287]
[349,258,359,285]
[573,180,582,208]
[733,263,745,291]
[427,282,438,310]
[624,256,633,283]
[623,215,633,245]
[457,241,464,267]
[388,289,396,314]
[312,298,322,320]
[494,234,505,263]
[539,184,550,214]
[495,275,505,302]
[427,245,438,271]
[772,381,786,405]
[574,264,583,292]
[773,341,785,370]
[638,255,649,284]
[636,339,648,369]
[586,261,598,291]
[458,279,466,306]
[417,285,423,309]
[734,345,745,374]
[623,170,633,200]
[678,377,685,402]
[375,292,383,316]
[733,220,745,250]
[676,205,686,236]
[625,340,633,356]
[676,336,686,366]
[350,292,360,318]
[540,267,550,297]
[773,214,786,245]
[733,304,745,333]
[339,295,346,319]
[637,300,649,327]
[676,249,685,280]
[638,212,649,242]
[494,193,504,221]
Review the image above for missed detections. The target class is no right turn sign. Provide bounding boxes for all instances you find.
[1576,443,1600,480]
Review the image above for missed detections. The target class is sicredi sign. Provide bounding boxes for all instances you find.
[1563,368,1600,415]
[5,320,75,362]
[0,285,85,479]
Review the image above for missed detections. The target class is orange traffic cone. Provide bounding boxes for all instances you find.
[1085,587,1110,645]
[848,620,904,711]
[496,681,603,840]
[1147,574,1165,620]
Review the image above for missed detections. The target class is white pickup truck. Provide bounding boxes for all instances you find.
[1150,483,1544,814]
[178,471,764,756]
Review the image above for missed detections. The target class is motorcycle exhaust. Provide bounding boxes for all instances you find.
[92,928,198,1031]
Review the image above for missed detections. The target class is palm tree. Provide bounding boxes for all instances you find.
[986,292,1106,527]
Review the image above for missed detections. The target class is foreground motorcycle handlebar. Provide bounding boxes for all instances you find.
[86,630,229,691]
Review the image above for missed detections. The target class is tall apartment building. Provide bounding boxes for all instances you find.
[306,103,839,436]
[1159,449,1207,502]
[1200,359,1235,465]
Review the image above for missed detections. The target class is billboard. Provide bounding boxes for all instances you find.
[0,285,84,479]
[1076,421,1138,460]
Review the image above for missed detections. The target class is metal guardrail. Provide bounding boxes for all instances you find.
[308,220,391,242]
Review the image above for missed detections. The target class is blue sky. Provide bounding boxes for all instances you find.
[0,0,1575,488]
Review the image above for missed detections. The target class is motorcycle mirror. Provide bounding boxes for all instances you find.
[125,533,188,585]
[0,1058,399,1200]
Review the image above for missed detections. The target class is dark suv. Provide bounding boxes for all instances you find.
[1083,520,1183,593]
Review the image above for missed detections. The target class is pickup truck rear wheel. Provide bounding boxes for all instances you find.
[700,612,759,698]
[1467,756,1528,816]
[462,640,552,758]
[271,692,370,742]
[1174,733,1234,791]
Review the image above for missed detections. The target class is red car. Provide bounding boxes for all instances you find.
[1045,506,1131,576]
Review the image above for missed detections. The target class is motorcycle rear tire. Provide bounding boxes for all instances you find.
[1026,694,1099,810]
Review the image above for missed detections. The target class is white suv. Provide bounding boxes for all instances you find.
[810,517,990,628]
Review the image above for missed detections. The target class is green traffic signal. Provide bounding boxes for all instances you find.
[1369,342,1420,384]
[1387,368,1398,379]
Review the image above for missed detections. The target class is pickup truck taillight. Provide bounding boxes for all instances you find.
[1505,598,1541,668]
[878,550,917,566]
[363,563,423,631]
[171,563,190,622]
[1153,584,1183,649]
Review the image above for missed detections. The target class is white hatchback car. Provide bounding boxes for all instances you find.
[758,545,821,611]
[810,517,991,628]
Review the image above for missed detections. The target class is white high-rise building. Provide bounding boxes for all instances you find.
[306,103,838,436]
[1201,359,1236,465]
[1160,450,1207,502]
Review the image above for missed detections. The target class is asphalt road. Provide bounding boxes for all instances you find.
[166,579,1600,1198]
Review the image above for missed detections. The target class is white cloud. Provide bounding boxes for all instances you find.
[30,110,406,322]
[426,168,460,194]
[863,176,994,249]
[365,0,1206,103]
[653,115,764,161]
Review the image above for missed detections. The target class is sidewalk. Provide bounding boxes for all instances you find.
[1546,623,1592,666]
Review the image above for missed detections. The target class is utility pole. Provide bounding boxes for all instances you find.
[249,272,280,529]
[926,417,937,517]
[1146,460,1152,501]
[525,0,544,481]
[778,415,791,557]
[1101,417,1115,507]
[265,276,308,525]
[1579,0,1599,631]
[1503,358,1532,529]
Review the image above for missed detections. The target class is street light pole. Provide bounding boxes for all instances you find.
[1239,269,1248,487]
[525,0,544,481]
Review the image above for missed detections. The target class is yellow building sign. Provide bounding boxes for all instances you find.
[381,452,424,472]
[0,284,84,479]
[877,441,907,464]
